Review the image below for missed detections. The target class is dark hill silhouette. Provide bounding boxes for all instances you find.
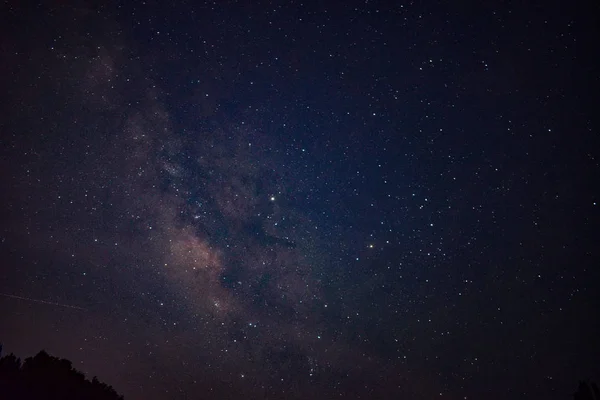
[1,343,597,399]
[0,345,123,400]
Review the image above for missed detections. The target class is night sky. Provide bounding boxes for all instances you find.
[1,1,598,399]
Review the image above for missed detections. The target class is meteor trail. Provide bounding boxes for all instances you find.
[0,293,87,311]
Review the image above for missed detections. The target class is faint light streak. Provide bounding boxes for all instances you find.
[0,292,87,311]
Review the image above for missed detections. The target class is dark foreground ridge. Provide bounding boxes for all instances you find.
[0,345,123,400]
[2,344,598,400]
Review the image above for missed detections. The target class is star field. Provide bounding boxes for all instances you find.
[0,1,598,399]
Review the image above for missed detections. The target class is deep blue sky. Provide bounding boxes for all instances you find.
[1,1,598,399]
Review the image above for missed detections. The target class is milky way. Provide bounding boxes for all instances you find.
[0,16,368,396]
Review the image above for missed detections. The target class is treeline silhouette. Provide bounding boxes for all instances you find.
[1,343,598,399]
[0,345,123,400]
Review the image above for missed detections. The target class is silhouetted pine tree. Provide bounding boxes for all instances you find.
[574,380,600,400]
[0,345,123,400]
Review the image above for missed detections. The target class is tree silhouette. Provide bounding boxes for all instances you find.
[0,345,123,400]
[574,380,600,400]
